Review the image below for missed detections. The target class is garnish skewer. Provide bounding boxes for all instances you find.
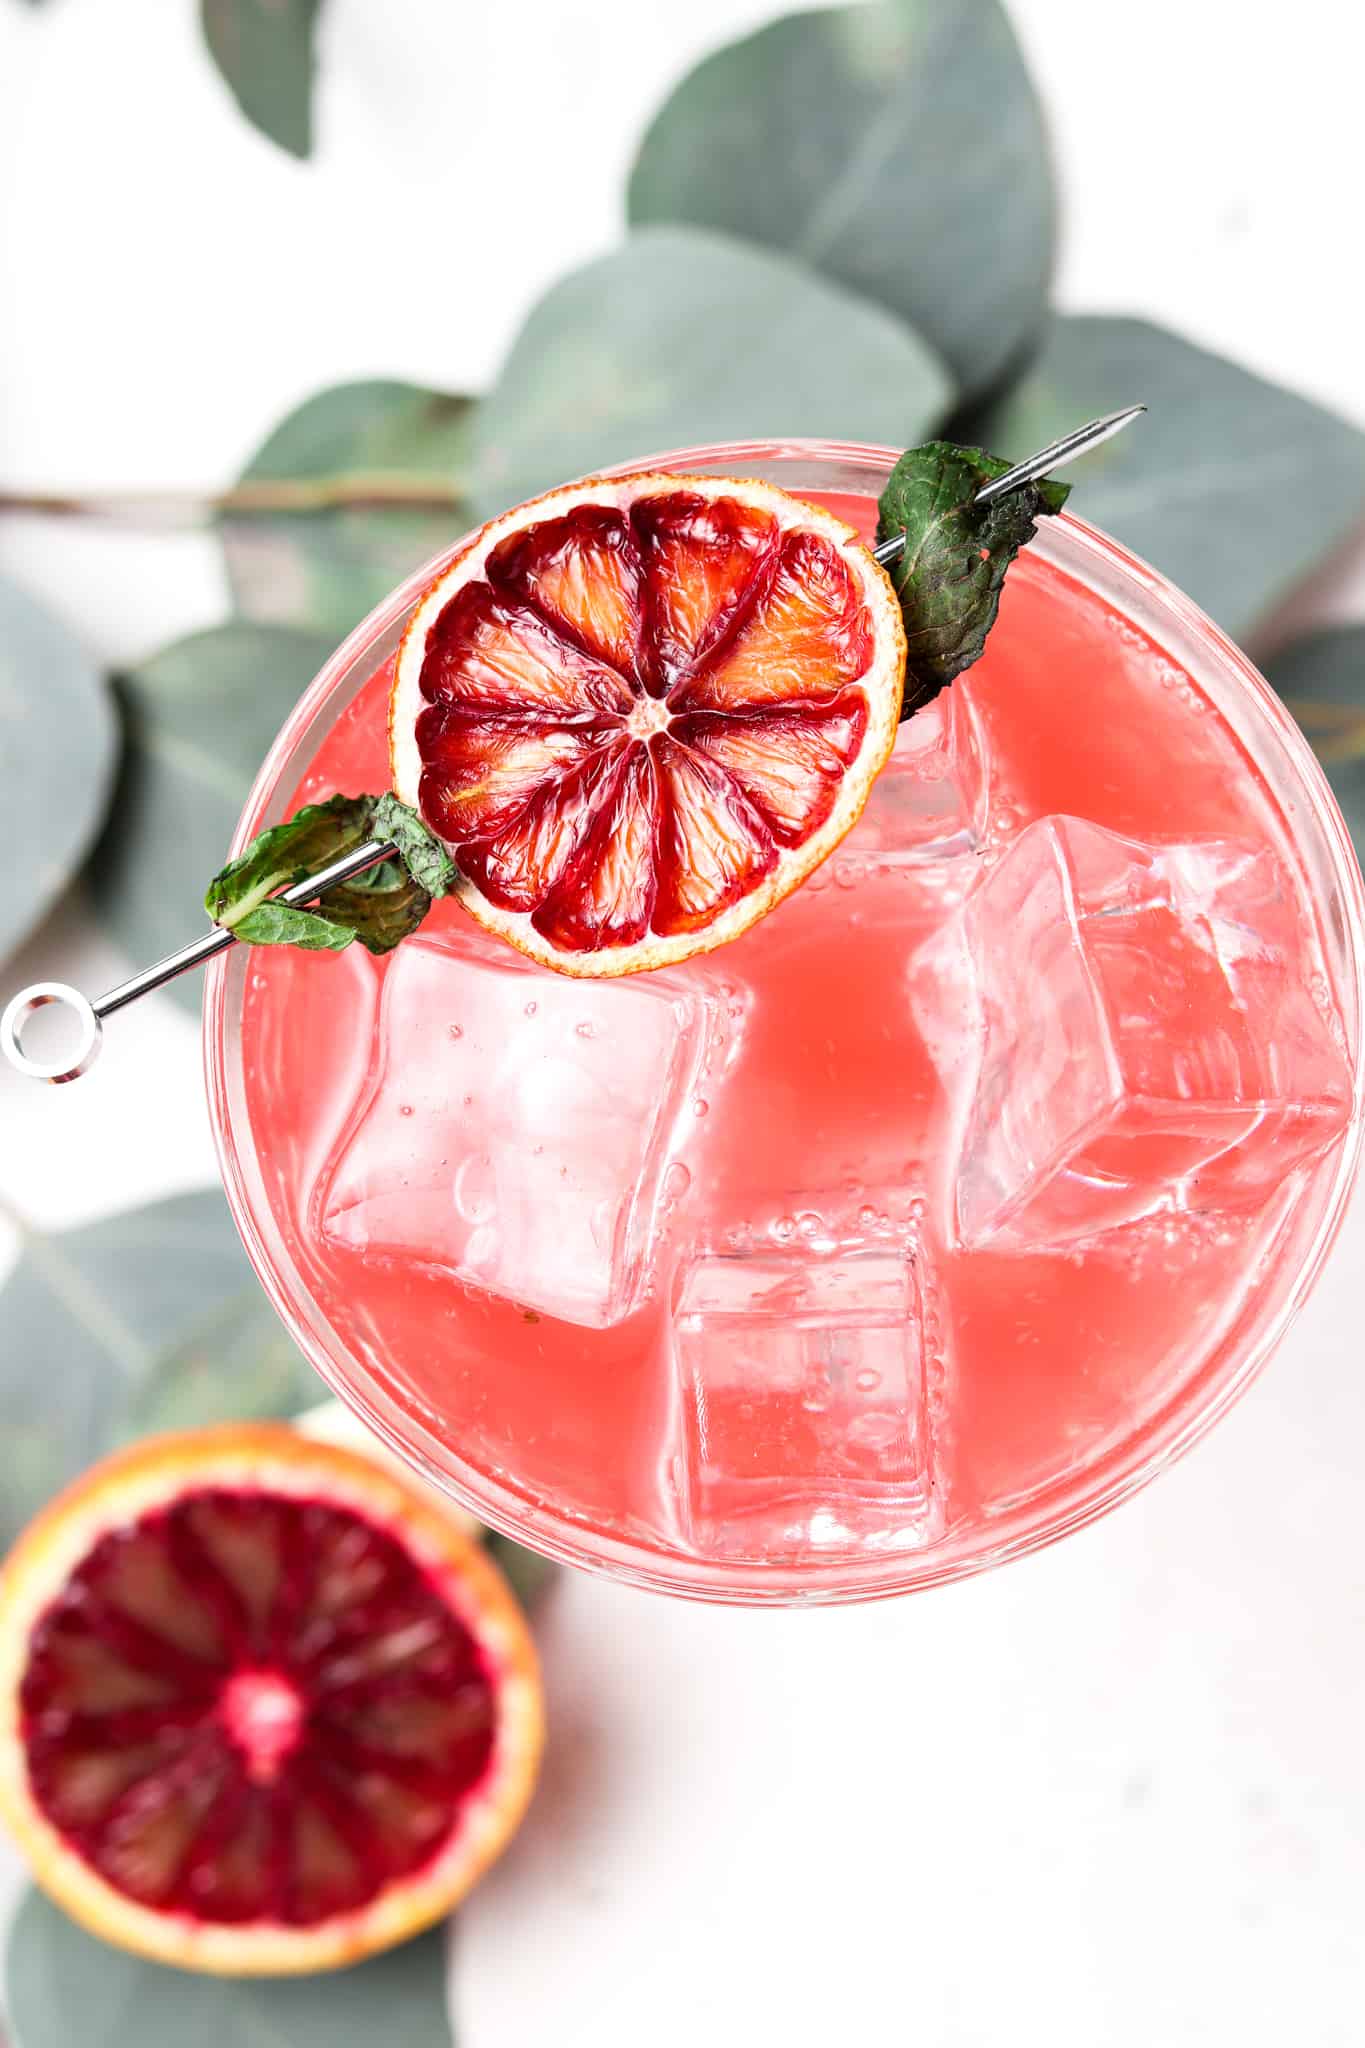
[1,407,1144,1083]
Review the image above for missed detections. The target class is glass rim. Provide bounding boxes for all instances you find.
[203,436,1365,1605]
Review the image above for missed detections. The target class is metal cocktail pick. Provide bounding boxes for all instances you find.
[2,406,1145,1084]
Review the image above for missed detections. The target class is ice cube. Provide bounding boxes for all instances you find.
[673,1249,938,1559]
[319,936,714,1328]
[923,815,1353,1248]
[852,682,988,865]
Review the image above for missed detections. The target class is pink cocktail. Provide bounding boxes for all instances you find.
[207,441,1364,1603]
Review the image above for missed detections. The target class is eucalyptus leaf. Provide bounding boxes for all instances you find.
[200,0,323,160]
[627,0,1053,402]
[5,1889,453,2048]
[0,1190,296,1548]
[965,315,1365,641]
[469,225,952,520]
[1264,626,1365,851]
[484,1529,559,1612]
[0,570,118,964]
[878,440,1068,711]
[119,1284,321,1441]
[222,380,476,636]
[89,623,335,1009]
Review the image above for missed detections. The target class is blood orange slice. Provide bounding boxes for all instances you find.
[0,1426,542,1975]
[390,473,906,974]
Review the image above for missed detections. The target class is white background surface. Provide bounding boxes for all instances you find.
[2,2,1365,2041]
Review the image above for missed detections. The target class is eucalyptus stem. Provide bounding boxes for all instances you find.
[0,473,468,530]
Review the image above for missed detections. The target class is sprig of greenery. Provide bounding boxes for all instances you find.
[206,791,454,954]
[204,427,1068,966]
[877,441,1069,714]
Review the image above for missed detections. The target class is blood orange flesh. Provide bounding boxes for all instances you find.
[390,475,906,975]
[0,1428,542,1974]
[22,1490,493,1924]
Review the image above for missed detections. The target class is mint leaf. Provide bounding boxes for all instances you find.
[306,856,433,956]
[205,793,374,925]
[373,791,458,897]
[206,792,434,957]
[877,441,1069,714]
[232,901,356,950]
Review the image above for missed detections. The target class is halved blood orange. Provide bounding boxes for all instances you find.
[0,1426,542,1975]
[390,473,906,974]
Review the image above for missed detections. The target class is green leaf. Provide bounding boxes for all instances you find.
[222,380,476,637]
[0,570,118,964]
[89,623,335,1010]
[200,0,323,160]
[205,793,376,924]
[965,315,1365,641]
[372,792,458,897]
[469,225,952,519]
[1264,626,1365,852]
[120,1286,321,1441]
[232,899,358,949]
[286,864,435,958]
[484,1529,559,1612]
[5,1889,453,2048]
[627,0,1053,403]
[878,440,1068,711]
[308,857,434,954]
[0,1190,303,1549]
[207,794,435,956]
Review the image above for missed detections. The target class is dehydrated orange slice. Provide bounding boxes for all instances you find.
[0,1426,542,1974]
[390,474,906,974]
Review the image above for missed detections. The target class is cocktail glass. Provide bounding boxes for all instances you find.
[205,440,1364,1604]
